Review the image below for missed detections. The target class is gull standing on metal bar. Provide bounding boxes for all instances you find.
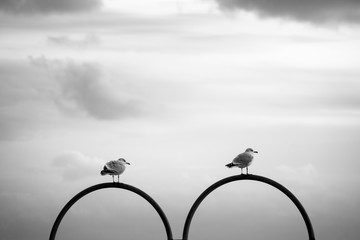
[101,158,130,182]
[225,148,258,174]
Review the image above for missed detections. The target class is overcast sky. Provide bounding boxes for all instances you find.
[1,0,360,240]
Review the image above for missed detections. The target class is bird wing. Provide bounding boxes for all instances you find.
[233,152,253,166]
[105,160,125,174]
[106,160,120,170]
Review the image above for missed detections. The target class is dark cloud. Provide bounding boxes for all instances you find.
[29,56,142,120]
[0,57,143,141]
[215,0,360,24]
[0,0,101,14]
[55,62,142,120]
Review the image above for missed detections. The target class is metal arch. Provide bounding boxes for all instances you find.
[49,182,173,240]
[182,174,315,240]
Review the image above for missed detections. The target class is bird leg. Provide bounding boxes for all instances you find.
[246,167,249,175]
[112,175,114,183]
[117,175,120,183]
[241,168,243,175]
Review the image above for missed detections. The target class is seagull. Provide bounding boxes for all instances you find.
[225,148,258,174]
[100,158,130,183]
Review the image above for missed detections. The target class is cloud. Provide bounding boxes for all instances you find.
[215,0,360,24]
[47,34,100,49]
[0,59,59,141]
[52,151,103,181]
[273,163,325,194]
[29,56,142,120]
[0,57,145,140]
[0,0,102,14]
[276,163,317,180]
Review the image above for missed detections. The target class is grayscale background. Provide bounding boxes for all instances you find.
[1,1,360,240]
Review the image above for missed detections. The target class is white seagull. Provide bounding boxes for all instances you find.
[100,158,130,182]
[225,148,258,174]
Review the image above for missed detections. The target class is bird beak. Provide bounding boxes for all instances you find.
[126,162,130,165]
[254,151,258,153]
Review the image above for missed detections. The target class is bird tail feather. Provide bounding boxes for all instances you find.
[225,163,234,168]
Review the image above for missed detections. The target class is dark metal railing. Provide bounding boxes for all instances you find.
[49,174,315,240]
[49,182,173,240]
[182,174,315,240]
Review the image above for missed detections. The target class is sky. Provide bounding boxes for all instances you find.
[1,0,360,240]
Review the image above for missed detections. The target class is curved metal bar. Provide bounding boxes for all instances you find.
[49,182,173,240]
[182,174,315,240]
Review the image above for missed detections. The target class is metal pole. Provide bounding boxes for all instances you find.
[182,174,315,240]
[49,182,173,240]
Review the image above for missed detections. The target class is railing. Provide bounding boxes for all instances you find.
[183,174,315,240]
[49,174,315,240]
[49,183,173,240]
